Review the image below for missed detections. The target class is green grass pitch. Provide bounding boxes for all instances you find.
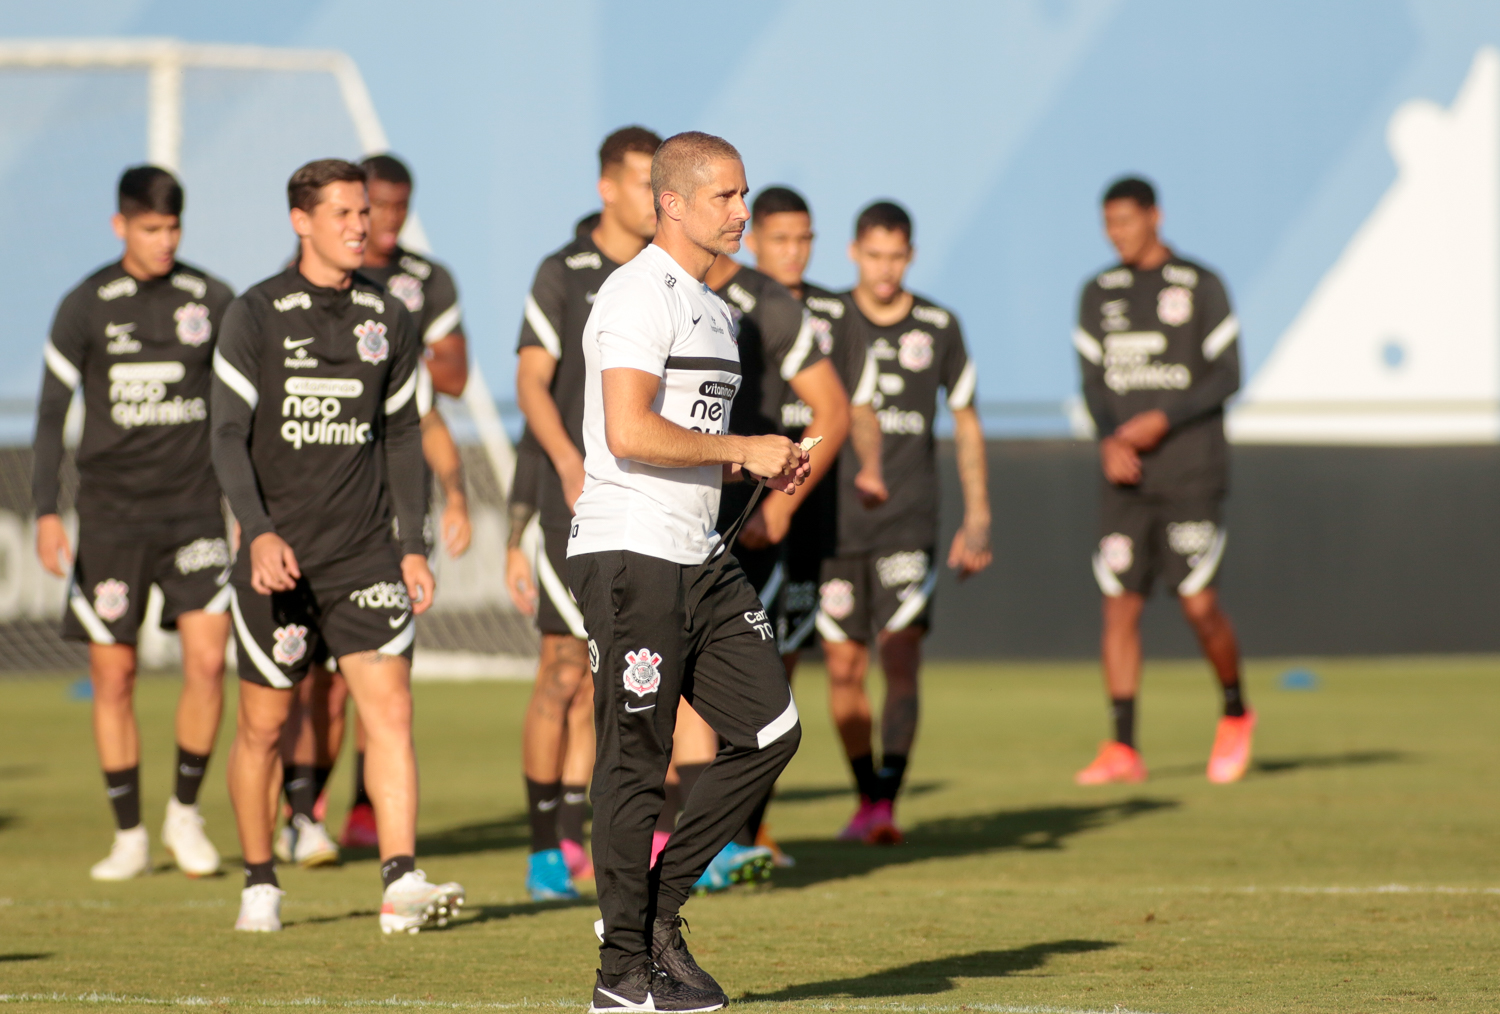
[0,657,1496,1012]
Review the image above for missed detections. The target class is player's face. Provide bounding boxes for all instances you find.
[849,226,912,303]
[1103,198,1161,266]
[112,211,180,278]
[747,211,813,289]
[292,180,369,274]
[366,178,410,260]
[683,158,750,257]
[600,151,657,240]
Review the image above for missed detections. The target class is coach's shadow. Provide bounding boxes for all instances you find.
[741,940,1116,1001]
[774,797,1178,888]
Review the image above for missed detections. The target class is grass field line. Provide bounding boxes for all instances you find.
[0,995,1169,1014]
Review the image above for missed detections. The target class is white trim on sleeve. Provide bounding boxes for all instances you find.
[416,361,434,417]
[44,341,81,390]
[1202,314,1240,362]
[778,311,817,381]
[851,348,878,406]
[947,359,977,410]
[424,303,462,345]
[524,294,561,358]
[1073,328,1103,365]
[212,350,259,409]
[385,369,418,415]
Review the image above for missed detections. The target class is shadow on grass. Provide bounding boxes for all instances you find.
[772,781,944,805]
[741,940,1117,1000]
[773,797,1177,888]
[334,811,532,865]
[1151,749,1410,780]
[0,953,50,962]
[288,896,594,931]
[0,764,42,780]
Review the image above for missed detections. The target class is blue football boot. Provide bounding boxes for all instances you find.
[527,847,579,901]
[691,842,774,894]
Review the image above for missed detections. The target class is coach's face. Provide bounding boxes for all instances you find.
[1103,198,1160,266]
[293,180,368,274]
[684,158,750,257]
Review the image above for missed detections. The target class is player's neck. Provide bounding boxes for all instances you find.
[1123,240,1171,272]
[298,248,354,290]
[592,213,648,266]
[703,255,740,291]
[852,285,913,327]
[363,243,398,270]
[119,252,171,282]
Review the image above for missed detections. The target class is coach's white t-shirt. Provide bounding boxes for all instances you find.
[567,243,743,565]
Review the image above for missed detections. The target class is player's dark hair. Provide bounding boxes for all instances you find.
[752,186,809,225]
[287,159,367,213]
[599,126,662,175]
[118,165,183,218]
[1103,176,1157,209]
[652,131,741,216]
[360,153,413,189]
[854,200,912,243]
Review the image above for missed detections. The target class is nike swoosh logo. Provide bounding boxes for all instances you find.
[389,612,409,628]
[105,323,136,337]
[283,336,315,349]
[537,797,560,812]
[594,987,655,1010]
[692,314,702,325]
[624,702,656,713]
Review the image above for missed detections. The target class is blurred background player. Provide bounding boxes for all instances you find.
[211,159,461,934]
[1072,176,1251,785]
[33,166,234,881]
[509,126,662,901]
[820,201,992,844]
[654,196,851,889]
[269,152,474,863]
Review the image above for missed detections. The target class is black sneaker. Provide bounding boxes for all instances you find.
[589,964,726,1013]
[652,915,725,998]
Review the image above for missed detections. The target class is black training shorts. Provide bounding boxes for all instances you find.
[1094,484,1226,598]
[63,514,231,646]
[536,525,587,639]
[816,546,936,645]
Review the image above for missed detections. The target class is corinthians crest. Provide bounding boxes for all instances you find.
[272,623,309,666]
[354,319,389,364]
[174,302,212,346]
[622,648,662,697]
[93,579,129,622]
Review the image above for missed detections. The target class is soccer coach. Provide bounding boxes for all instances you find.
[568,131,810,1013]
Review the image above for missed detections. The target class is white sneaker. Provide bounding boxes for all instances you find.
[273,823,295,864]
[379,869,465,935]
[290,815,340,867]
[235,883,284,931]
[161,798,219,877]
[90,825,150,881]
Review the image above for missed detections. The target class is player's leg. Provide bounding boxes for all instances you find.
[160,607,230,876]
[1162,500,1254,782]
[340,693,380,848]
[654,713,712,868]
[558,668,596,879]
[674,699,773,893]
[274,662,340,867]
[818,556,883,837]
[1078,488,1153,785]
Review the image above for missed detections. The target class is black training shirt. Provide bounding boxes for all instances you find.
[1074,255,1240,496]
[715,265,825,438]
[780,282,876,435]
[33,260,233,523]
[360,245,462,348]
[210,265,426,571]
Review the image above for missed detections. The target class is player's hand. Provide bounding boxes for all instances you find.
[947,518,993,581]
[854,467,888,508]
[1115,409,1170,452]
[1100,436,1141,485]
[401,553,436,615]
[249,532,301,594]
[740,435,803,484]
[442,497,471,558]
[35,513,72,578]
[738,510,771,550]
[558,451,586,513]
[506,546,537,616]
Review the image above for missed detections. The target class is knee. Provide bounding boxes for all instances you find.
[236,711,285,753]
[1179,592,1220,629]
[182,646,226,686]
[91,668,136,706]
[359,692,414,741]
[1102,594,1143,630]
[825,654,867,689]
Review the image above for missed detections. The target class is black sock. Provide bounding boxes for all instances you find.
[352,751,371,808]
[313,765,333,806]
[284,764,319,821]
[1221,680,1247,718]
[876,754,908,802]
[173,747,210,807]
[676,762,708,811]
[849,753,880,800]
[244,859,278,889]
[733,788,772,847]
[655,779,682,834]
[1111,697,1137,749]
[526,778,562,853]
[380,854,415,889]
[558,783,588,843]
[104,766,140,830]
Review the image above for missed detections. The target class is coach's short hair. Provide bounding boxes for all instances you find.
[1103,176,1156,209]
[361,153,413,189]
[288,159,367,213]
[752,186,809,225]
[854,200,912,243]
[651,131,742,216]
[118,165,183,218]
[600,126,662,176]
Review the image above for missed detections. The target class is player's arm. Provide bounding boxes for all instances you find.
[505,427,542,616]
[746,358,849,546]
[1075,289,1138,485]
[846,341,887,507]
[941,322,991,579]
[210,298,301,594]
[422,264,467,395]
[32,295,86,576]
[602,368,808,490]
[384,314,436,613]
[515,259,586,510]
[420,390,469,558]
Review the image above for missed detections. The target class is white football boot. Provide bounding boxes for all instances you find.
[379,870,465,934]
[290,815,340,867]
[161,798,220,877]
[89,825,150,881]
[273,822,296,864]
[234,883,284,932]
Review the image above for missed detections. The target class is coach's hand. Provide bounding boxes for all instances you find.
[506,546,537,616]
[1100,435,1141,486]
[402,554,436,616]
[249,532,301,594]
[740,434,803,485]
[35,514,72,578]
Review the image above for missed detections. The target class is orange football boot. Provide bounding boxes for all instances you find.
[1207,710,1257,784]
[1074,741,1147,785]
